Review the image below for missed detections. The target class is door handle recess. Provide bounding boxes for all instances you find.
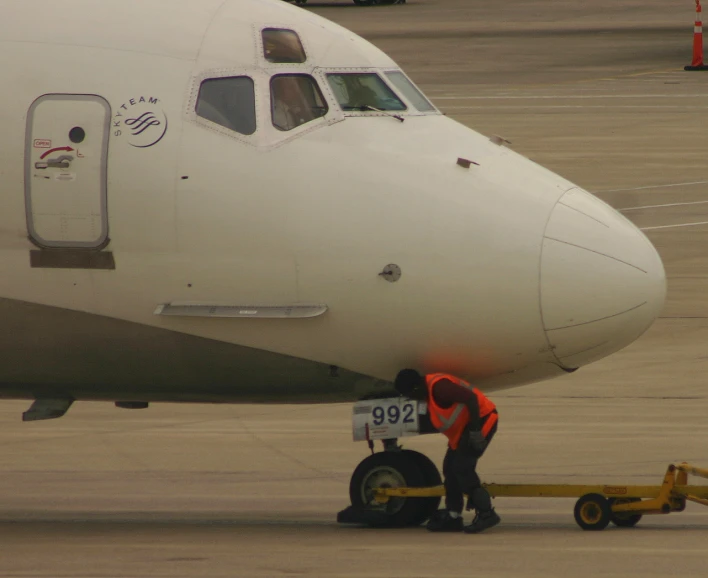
[35,155,73,169]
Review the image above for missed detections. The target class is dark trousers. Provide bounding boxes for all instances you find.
[443,422,497,514]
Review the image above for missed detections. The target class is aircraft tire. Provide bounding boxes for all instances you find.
[573,493,611,531]
[349,451,431,527]
[403,449,442,522]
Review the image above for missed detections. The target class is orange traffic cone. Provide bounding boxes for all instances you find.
[685,0,708,70]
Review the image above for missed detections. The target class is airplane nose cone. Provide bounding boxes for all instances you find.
[541,187,666,369]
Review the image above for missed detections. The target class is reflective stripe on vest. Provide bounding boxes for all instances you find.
[435,403,466,433]
[425,373,497,449]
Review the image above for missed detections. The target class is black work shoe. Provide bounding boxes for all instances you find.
[425,510,463,532]
[463,509,500,534]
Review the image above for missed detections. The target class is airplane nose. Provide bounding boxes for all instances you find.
[540,187,666,369]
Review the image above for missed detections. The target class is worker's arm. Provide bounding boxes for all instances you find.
[432,379,481,431]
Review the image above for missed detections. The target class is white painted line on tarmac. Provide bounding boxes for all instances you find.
[619,200,708,212]
[598,180,708,193]
[640,220,708,231]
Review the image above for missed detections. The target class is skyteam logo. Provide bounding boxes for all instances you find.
[113,96,168,148]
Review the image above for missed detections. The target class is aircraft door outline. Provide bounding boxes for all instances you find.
[25,94,111,249]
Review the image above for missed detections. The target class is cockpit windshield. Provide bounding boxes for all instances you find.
[326,73,406,112]
[384,71,435,112]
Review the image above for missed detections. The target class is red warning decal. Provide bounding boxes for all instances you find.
[33,139,52,149]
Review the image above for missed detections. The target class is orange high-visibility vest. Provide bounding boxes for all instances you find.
[425,373,498,450]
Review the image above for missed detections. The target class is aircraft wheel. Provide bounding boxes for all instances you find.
[353,0,380,5]
[349,451,430,527]
[574,493,611,531]
[608,497,643,528]
[403,450,442,521]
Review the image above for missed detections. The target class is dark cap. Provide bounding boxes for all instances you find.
[394,368,424,396]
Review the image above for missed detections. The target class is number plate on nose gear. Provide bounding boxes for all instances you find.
[352,397,426,441]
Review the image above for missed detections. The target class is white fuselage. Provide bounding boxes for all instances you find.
[0,0,665,403]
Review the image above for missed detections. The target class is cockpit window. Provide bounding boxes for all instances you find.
[385,71,435,112]
[262,29,307,63]
[196,76,256,135]
[271,75,328,132]
[326,73,406,112]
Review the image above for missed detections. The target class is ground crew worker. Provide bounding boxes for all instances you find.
[394,369,500,533]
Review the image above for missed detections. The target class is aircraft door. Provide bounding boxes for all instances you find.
[25,94,110,248]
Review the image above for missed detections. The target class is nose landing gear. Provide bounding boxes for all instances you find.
[338,447,441,527]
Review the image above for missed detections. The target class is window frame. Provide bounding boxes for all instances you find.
[383,69,438,114]
[195,75,258,136]
[270,73,329,133]
[188,69,262,146]
[325,71,408,113]
[187,68,341,149]
[261,28,307,64]
[315,67,440,118]
[258,25,310,69]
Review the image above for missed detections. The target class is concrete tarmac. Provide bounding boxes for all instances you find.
[4,1,708,576]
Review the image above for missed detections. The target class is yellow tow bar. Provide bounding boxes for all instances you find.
[373,462,708,530]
